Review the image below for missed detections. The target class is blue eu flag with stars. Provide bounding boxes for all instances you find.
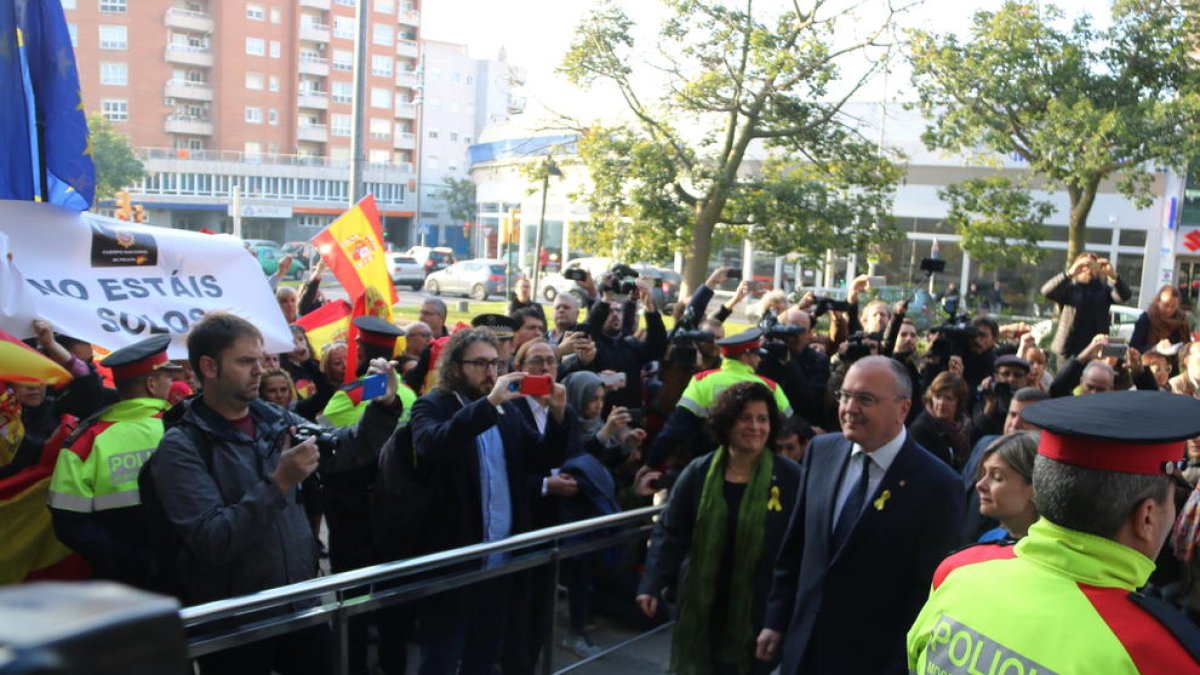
[0,0,94,210]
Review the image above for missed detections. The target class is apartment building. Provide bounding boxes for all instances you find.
[65,0,422,245]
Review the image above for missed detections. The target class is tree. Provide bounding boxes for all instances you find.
[940,176,1055,271]
[909,1,1200,264]
[560,0,903,293]
[438,176,477,223]
[85,112,144,201]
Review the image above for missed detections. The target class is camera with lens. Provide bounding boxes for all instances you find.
[600,263,640,295]
[928,317,976,359]
[564,267,588,282]
[292,422,338,456]
[984,379,1014,404]
[842,332,875,364]
[810,296,852,318]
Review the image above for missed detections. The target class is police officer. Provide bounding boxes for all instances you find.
[647,328,794,468]
[47,334,180,586]
[322,316,415,426]
[908,390,1200,673]
[472,313,518,372]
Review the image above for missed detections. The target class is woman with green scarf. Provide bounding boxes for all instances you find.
[637,382,803,674]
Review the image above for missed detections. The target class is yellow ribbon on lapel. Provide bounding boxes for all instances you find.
[873,489,892,511]
[767,486,783,512]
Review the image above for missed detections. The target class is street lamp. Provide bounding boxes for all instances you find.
[531,157,563,298]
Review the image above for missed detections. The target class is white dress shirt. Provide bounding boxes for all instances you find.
[832,427,906,528]
[526,396,549,435]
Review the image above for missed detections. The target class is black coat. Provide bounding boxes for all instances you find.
[509,397,582,529]
[560,300,667,409]
[763,432,962,674]
[638,450,803,647]
[409,389,571,555]
[907,409,968,472]
[1042,272,1131,359]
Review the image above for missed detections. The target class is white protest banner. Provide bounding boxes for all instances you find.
[0,200,291,358]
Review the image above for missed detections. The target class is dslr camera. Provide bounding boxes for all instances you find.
[601,263,640,295]
[292,422,338,456]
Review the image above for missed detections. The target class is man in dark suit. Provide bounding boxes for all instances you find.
[409,328,572,675]
[756,356,962,674]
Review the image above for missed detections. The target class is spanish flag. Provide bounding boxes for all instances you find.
[295,298,352,362]
[343,286,399,384]
[312,195,398,307]
[0,402,88,584]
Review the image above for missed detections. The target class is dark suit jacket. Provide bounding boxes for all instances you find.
[409,389,570,555]
[763,432,963,674]
[509,397,582,529]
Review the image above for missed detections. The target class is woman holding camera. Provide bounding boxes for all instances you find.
[637,382,802,674]
[908,371,972,471]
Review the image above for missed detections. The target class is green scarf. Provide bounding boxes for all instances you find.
[672,447,774,675]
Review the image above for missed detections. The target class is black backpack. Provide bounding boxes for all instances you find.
[138,423,211,600]
[369,422,433,563]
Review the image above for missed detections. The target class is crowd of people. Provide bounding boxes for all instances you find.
[6,249,1200,673]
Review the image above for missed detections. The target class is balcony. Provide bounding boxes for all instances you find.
[395,39,419,58]
[394,70,417,89]
[164,7,214,33]
[164,44,213,67]
[164,78,214,101]
[393,132,415,150]
[164,114,213,136]
[394,102,416,119]
[298,22,331,43]
[297,124,328,143]
[299,0,331,8]
[397,10,420,27]
[298,92,330,110]
[298,55,329,76]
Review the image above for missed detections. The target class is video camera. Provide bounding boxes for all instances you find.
[842,331,877,364]
[600,263,640,295]
[809,297,853,318]
[928,316,976,359]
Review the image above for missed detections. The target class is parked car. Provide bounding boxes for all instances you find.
[388,253,426,290]
[1110,304,1141,342]
[537,257,615,303]
[424,259,518,301]
[282,241,321,270]
[404,246,457,276]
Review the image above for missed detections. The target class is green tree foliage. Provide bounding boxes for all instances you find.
[909,1,1200,264]
[940,176,1055,270]
[86,112,144,201]
[438,176,477,223]
[560,0,903,292]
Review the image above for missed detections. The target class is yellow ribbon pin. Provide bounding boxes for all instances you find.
[767,486,783,512]
[873,489,892,511]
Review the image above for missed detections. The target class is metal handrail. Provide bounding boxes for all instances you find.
[181,504,663,627]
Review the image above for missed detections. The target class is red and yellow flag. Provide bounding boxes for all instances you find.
[312,195,398,307]
[344,287,401,384]
[295,298,353,362]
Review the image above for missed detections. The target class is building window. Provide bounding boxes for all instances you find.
[246,3,264,20]
[333,17,355,40]
[269,41,280,58]
[370,87,390,109]
[427,128,439,139]
[98,25,127,50]
[369,118,390,140]
[245,37,265,56]
[335,0,356,6]
[333,50,354,71]
[245,142,262,156]
[67,23,77,47]
[369,149,391,164]
[298,215,331,229]
[332,81,353,104]
[269,76,280,92]
[271,8,281,23]
[245,72,263,90]
[466,75,474,85]
[101,99,127,121]
[331,114,352,137]
[99,0,126,13]
[449,131,458,141]
[245,107,263,124]
[100,62,127,86]
[371,55,393,77]
[464,136,472,144]
[268,109,279,125]
[372,23,393,46]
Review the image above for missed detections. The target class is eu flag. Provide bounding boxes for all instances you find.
[0,0,94,210]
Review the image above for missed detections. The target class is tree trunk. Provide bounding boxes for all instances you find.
[682,202,717,298]
[1066,177,1101,264]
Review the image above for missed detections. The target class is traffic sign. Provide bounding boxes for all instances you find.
[418,222,430,237]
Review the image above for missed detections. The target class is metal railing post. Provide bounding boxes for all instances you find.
[333,603,349,675]
[541,540,560,675]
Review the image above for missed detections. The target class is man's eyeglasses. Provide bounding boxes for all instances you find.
[834,389,901,408]
[459,358,504,370]
[523,356,556,368]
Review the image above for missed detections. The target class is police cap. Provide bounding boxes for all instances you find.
[716,328,766,357]
[100,334,181,381]
[1020,390,1200,476]
[353,316,405,348]
[471,313,517,339]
